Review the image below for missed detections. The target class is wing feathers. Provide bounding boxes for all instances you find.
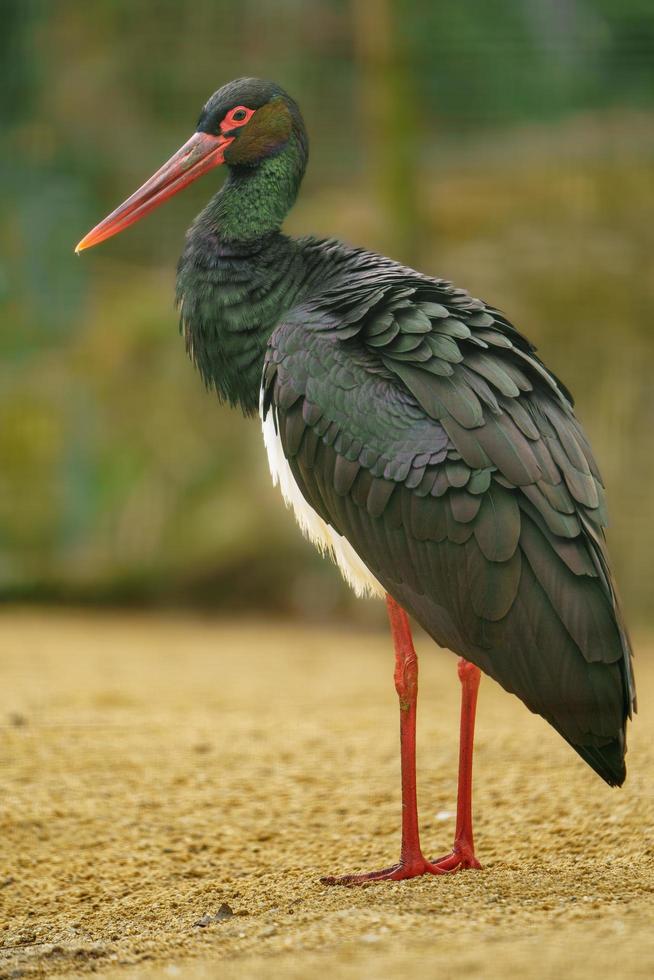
[263,258,633,785]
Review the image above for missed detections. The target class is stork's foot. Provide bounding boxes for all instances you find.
[321,855,448,887]
[322,841,481,886]
[429,840,482,872]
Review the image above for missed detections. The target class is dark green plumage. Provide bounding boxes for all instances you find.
[176,78,635,787]
[260,258,634,785]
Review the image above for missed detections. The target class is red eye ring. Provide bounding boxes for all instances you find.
[221,106,255,132]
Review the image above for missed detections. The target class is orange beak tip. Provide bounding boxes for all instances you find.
[75,236,93,255]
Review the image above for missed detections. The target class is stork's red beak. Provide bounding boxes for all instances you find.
[75,131,233,253]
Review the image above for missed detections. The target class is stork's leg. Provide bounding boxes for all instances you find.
[321,594,443,885]
[428,658,482,871]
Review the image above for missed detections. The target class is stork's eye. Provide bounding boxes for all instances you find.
[220,105,255,133]
[221,106,254,132]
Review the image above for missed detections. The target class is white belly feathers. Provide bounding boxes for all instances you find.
[260,402,384,599]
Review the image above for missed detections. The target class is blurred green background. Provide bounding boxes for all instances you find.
[1,0,653,623]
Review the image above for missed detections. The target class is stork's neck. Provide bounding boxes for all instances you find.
[176,134,310,415]
[197,134,306,241]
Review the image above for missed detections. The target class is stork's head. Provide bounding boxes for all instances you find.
[75,78,306,252]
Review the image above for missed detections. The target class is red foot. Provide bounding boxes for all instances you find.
[429,840,482,872]
[321,856,448,886]
[321,844,481,886]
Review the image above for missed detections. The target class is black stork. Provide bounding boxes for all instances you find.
[76,78,635,884]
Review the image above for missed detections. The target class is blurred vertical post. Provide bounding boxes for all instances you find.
[351,0,422,267]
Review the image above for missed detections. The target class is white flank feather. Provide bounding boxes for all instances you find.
[260,398,384,599]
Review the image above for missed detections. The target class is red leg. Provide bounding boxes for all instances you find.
[429,658,482,871]
[322,594,445,885]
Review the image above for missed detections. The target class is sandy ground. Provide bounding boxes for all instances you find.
[1,609,653,980]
